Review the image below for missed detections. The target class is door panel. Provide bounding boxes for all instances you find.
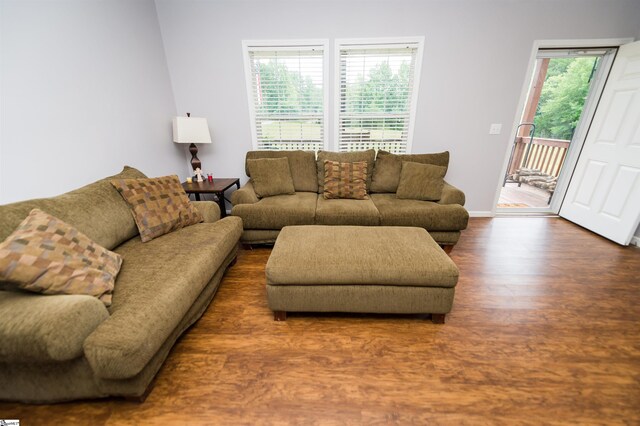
[560,41,640,245]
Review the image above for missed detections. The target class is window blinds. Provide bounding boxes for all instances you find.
[337,43,420,153]
[247,46,325,151]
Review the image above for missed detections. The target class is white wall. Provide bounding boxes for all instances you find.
[0,0,186,204]
[155,0,640,213]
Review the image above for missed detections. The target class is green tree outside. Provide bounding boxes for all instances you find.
[346,61,410,115]
[534,57,599,140]
[256,61,323,115]
[255,59,412,143]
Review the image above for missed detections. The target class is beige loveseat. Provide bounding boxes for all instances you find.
[0,166,243,403]
[231,150,469,250]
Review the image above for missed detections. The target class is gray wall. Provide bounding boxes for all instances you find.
[0,0,186,204]
[155,0,640,213]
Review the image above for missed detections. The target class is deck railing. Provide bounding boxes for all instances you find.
[509,137,570,178]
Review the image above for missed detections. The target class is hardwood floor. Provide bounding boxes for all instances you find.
[2,218,639,424]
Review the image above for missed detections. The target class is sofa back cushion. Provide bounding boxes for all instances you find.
[371,150,450,193]
[370,153,403,193]
[0,166,146,250]
[316,149,375,193]
[245,150,317,192]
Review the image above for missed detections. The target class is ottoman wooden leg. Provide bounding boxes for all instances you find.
[274,311,287,321]
[439,244,453,254]
[431,313,445,324]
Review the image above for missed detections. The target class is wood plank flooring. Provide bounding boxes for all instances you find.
[1,218,639,425]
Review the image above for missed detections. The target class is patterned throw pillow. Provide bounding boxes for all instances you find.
[323,160,369,200]
[0,209,122,305]
[110,175,203,242]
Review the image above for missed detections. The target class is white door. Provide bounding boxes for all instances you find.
[560,41,640,245]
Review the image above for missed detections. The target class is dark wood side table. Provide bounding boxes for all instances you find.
[182,178,240,218]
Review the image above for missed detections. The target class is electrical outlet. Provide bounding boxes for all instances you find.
[489,123,502,135]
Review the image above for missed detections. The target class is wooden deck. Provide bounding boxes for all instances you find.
[2,218,639,424]
[498,182,552,208]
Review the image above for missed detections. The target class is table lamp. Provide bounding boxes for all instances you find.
[172,112,212,172]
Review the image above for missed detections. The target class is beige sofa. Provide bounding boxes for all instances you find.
[231,150,469,250]
[0,166,243,403]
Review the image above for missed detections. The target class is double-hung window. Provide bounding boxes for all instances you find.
[335,38,424,153]
[243,40,329,151]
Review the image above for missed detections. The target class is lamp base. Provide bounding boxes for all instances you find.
[189,143,201,171]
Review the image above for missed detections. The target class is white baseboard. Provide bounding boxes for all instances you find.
[468,211,494,217]
[631,236,640,247]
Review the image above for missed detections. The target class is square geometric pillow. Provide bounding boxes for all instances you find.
[110,175,203,242]
[323,160,369,200]
[317,149,376,192]
[0,209,122,305]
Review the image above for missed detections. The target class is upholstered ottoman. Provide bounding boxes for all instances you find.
[265,225,459,323]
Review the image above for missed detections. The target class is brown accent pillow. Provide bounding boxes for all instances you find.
[372,150,450,193]
[396,161,447,201]
[316,149,375,193]
[323,160,369,200]
[246,157,296,198]
[0,209,122,306]
[110,175,203,242]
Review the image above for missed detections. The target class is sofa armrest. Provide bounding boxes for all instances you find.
[438,181,466,206]
[192,201,221,223]
[0,291,109,362]
[231,181,259,205]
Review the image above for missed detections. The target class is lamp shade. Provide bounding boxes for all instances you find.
[172,116,212,144]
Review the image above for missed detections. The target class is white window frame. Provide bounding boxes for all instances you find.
[334,37,425,153]
[242,39,330,151]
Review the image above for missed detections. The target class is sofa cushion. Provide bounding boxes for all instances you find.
[83,216,243,379]
[111,175,203,242]
[247,157,296,198]
[315,196,380,226]
[316,149,375,193]
[231,192,317,230]
[0,166,146,251]
[379,150,450,171]
[245,150,317,192]
[370,153,402,193]
[371,194,469,231]
[396,162,447,201]
[0,209,123,306]
[323,160,369,200]
[0,291,109,363]
[371,151,450,193]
